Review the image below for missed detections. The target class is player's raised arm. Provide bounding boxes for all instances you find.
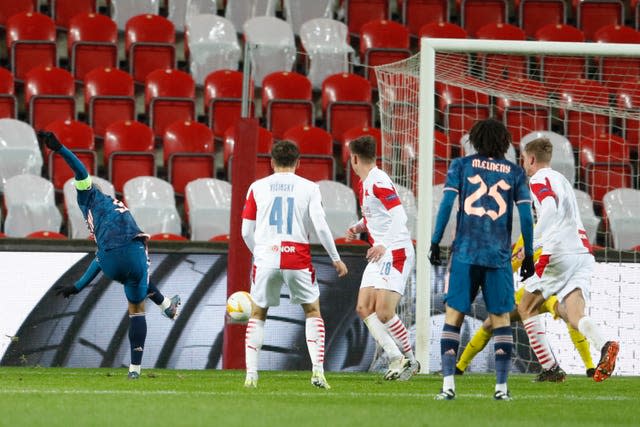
[309,185,348,277]
[37,131,92,191]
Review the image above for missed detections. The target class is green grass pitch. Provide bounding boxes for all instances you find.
[0,368,638,427]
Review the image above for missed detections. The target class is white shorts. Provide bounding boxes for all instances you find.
[360,245,415,296]
[524,252,594,302]
[250,265,319,308]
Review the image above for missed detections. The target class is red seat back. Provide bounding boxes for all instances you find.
[594,25,640,92]
[401,0,449,36]
[163,120,215,195]
[345,0,388,35]
[461,0,507,38]
[0,68,16,119]
[577,0,624,41]
[579,133,632,204]
[360,20,411,86]
[223,125,273,179]
[44,119,96,189]
[616,78,640,147]
[84,67,136,137]
[24,66,75,130]
[6,12,56,80]
[262,71,313,139]
[495,78,550,145]
[519,0,566,39]
[125,14,176,82]
[559,79,610,146]
[322,73,373,142]
[0,0,34,26]
[204,70,254,138]
[145,69,196,137]
[536,24,587,90]
[477,23,527,80]
[68,13,118,81]
[282,125,334,181]
[53,0,96,29]
[104,120,156,192]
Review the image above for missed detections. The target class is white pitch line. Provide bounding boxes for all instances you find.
[0,389,634,401]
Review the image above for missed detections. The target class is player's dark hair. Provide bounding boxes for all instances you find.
[271,139,300,167]
[348,135,377,162]
[524,137,553,163]
[469,119,511,159]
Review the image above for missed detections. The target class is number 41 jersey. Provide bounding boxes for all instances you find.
[445,154,531,268]
[242,172,338,269]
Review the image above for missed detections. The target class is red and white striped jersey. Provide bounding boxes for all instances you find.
[241,172,340,269]
[529,167,591,256]
[358,167,411,248]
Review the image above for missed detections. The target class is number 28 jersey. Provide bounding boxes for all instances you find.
[241,172,339,269]
[444,154,531,267]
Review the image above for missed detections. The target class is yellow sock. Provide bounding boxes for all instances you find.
[456,327,492,372]
[567,323,595,371]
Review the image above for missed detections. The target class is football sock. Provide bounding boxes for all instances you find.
[245,318,264,375]
[305,317,326,373]
[441,323,460,390]
[523,315,556,370]
[146,282,165,306]
[128,312,147,366]
[363,313,402,361]
[567,323,595,370]
[385,315,416,363]
[578,316,606,351]
[457,326,492,372]
[493,326,513,386]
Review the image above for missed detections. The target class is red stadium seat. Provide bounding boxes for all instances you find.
[460,0,507,38]
[495,78,551,146]
[0,0,34,27]
[334,237,368,245]
[104,120,156,193]
[262,71,314,139]
[68,13,118,81]
[418,22,469,76]
[26,230,67,239]
[593,25,640,92]
[52,0,97,29]
[125,14,176,83]
[145,69,196,138]
[476,23,527,81]
[344,0,388,36]
[360,20,411,86]
[204,70,254,140]
[24,66,75,130]
[84,67,136,138]
[341,126,382,191]
[6,12,56,81]
[437,80,492,145]
[163,120,215,196]
[44,119,96,190]
[0,67,17,119]
[576,0,624,41]
[209,234,230,242]
[579,133,633,205]
[535,24,587,91]
[149,233,187,241]
[282,125,335,182]
[519,0,567,39]
[616,78,640,149]
[400,0,449,37]
[322,73,374,142]
[558,78,610,147]
[224,125,273,180]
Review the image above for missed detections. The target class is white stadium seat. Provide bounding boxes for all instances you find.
[603,188,640,250]
[225,0,276,34]
[396,184,417,240]
[573,188,600,244]
[4,174,62,237]
[123,176,181,236]
[284,0,333,35]
[111,0,160,30]
[521,130,575,186]
[313,180,358,242]
[300,18,353,89]
[186,178,232,240]
[243,16,296,87]
[0,118,42,192]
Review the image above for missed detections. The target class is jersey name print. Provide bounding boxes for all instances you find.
[444,154,531,267]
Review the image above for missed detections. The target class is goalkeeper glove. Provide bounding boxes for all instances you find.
[520,254,535,281]
[429,243,441,266]
[54,284,80,298]
[37,131,62,152]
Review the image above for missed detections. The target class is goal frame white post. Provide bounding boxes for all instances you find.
[414,38,640,373]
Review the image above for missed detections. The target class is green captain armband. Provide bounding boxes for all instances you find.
[75,176,92,191]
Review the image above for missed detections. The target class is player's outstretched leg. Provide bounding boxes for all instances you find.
[566,324,596,377]
[306,317,331,389]
[245,318,264,387]
[128,311,147,379]
[593,341,620,382]
[146,283,181,320]
[435,323,460,400]
[384,315,419,380]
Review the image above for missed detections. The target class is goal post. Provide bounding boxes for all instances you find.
[376,38,640,375]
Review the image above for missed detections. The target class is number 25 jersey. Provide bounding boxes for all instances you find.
[241,172,339,269]
[444,154,531,267]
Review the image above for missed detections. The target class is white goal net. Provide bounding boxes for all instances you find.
[375,39,640,376]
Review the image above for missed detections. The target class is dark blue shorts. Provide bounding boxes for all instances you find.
[98,239,149,304]
[446,257,515,315]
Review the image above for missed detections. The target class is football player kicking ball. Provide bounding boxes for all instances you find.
[430,119,536,401]
[517,137,619,383]
[38,131,181,380]
[455,234,596,381]
[241,140,348,389]
[345,135,419,381]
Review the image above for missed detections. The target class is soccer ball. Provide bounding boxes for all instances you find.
[226,291,253,322]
